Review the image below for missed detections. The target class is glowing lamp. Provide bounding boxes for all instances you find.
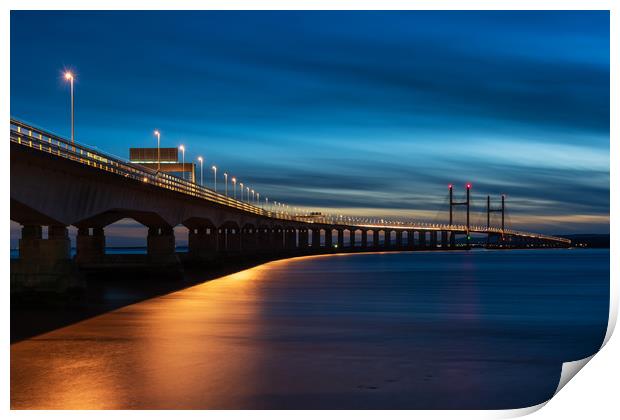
[466,183,472,189]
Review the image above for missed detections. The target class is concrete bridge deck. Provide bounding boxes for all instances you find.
[10,119,570,291]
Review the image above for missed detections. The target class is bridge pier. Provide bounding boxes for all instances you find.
[272,228,284,251]
[299,228,309,249]
[384,231,391,248]
[19,224,71,266]
[285,228,297,250]
[241,226,257,254]
[312,229,321,249]
[361,230,368,248]
[147,226,175,258]
[408,230,415,249]
[373,231,379,248]
[418,231,427,248]
[450,232,456,248]
[441,231,448,248]
[336,229,344,249]
[188,227,217,259]
[325,229,333,249]
[76,227,105,264]
[396,230,403,249]
[430,231,437,248]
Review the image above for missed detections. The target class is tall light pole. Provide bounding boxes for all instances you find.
[251,189,255,204]
[154,130,161,170]
[212,166,217,192]
[246,187,250,203]
[197,156,203,186]
[179,145,185,180]
[257,192,260,207]
[232,177,237,199]
[224,172,228,197]
[240,182,244,201]
[64,72,75,143]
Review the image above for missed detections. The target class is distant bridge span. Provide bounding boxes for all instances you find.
[10,119,570,277]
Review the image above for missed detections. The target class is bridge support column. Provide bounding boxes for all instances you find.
[361,230,368,248]
[147,226,175,258]
[272,228,284,251]
[373,231,379,248]
[299,228,309,249]
[76,227,105,264]
[241,227,258,254]
[419,231,427,248]
[285,228,297,250]
[441,231,448,248]
[325,229,333,249]
[384,231,391,248]
[449,232,456,248]
[227,227,241,253]
[188,227,217,259]
[408,230,415,249]
[312,229,321,249]
[396,230,403,249]
[430,231,437,248]
[337,229,344,249]
[19,224,71,266]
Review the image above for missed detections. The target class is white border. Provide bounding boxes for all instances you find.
[2,1,617,418]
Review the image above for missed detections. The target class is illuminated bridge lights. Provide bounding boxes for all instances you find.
[9,119,571,246]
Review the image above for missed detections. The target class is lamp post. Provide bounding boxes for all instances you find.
[257,192,260,207]
[246,187,250,203]
[179,145,185,180]
[154,130,161,170]
[232,177,237,199]
[197,156,203,186]
[64,72,75,143]
[224,172,228,197]
[240,182,244,201]
[212,166,217,192]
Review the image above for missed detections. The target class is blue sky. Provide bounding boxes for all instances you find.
[10,10,609,237]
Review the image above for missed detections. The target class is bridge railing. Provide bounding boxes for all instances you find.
[10,119,302,222]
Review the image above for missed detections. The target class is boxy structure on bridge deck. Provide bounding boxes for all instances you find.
[130,147,195,183]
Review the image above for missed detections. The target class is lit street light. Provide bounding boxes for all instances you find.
[240,182,244,201]
[257,192,260,207]
[246,187,250,203]
[232,177,237,199]
[179,145,185,180]
[197,156,203,186]
[224,172,228,197]
[251,189,255,204]
[154,130,161,170]
[64,72,75,143]
[212,166,217,192]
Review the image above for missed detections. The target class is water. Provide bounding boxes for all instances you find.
[10,248,609,409]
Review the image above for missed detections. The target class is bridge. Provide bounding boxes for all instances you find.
[10,119,570,290]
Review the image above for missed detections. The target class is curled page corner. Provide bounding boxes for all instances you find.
[554,355,595,397]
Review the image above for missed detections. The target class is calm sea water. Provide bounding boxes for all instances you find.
[10,248,609,409]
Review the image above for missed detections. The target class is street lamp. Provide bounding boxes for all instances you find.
[246,187,250,203]
[257,192,260,207]
[224,172,228,197]
[179,145,185,180]
[251,189,255,203]
[154,130,161,170]
[240,182,244,201]
[232,177,237,199]
[212,166,217,192]
[64,72,75,143]
[197,156,203,186]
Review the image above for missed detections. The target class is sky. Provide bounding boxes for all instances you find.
[10,10,610,241]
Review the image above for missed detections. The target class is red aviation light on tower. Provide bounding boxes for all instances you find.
[448,184,453,189]
[466,183,472,189]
